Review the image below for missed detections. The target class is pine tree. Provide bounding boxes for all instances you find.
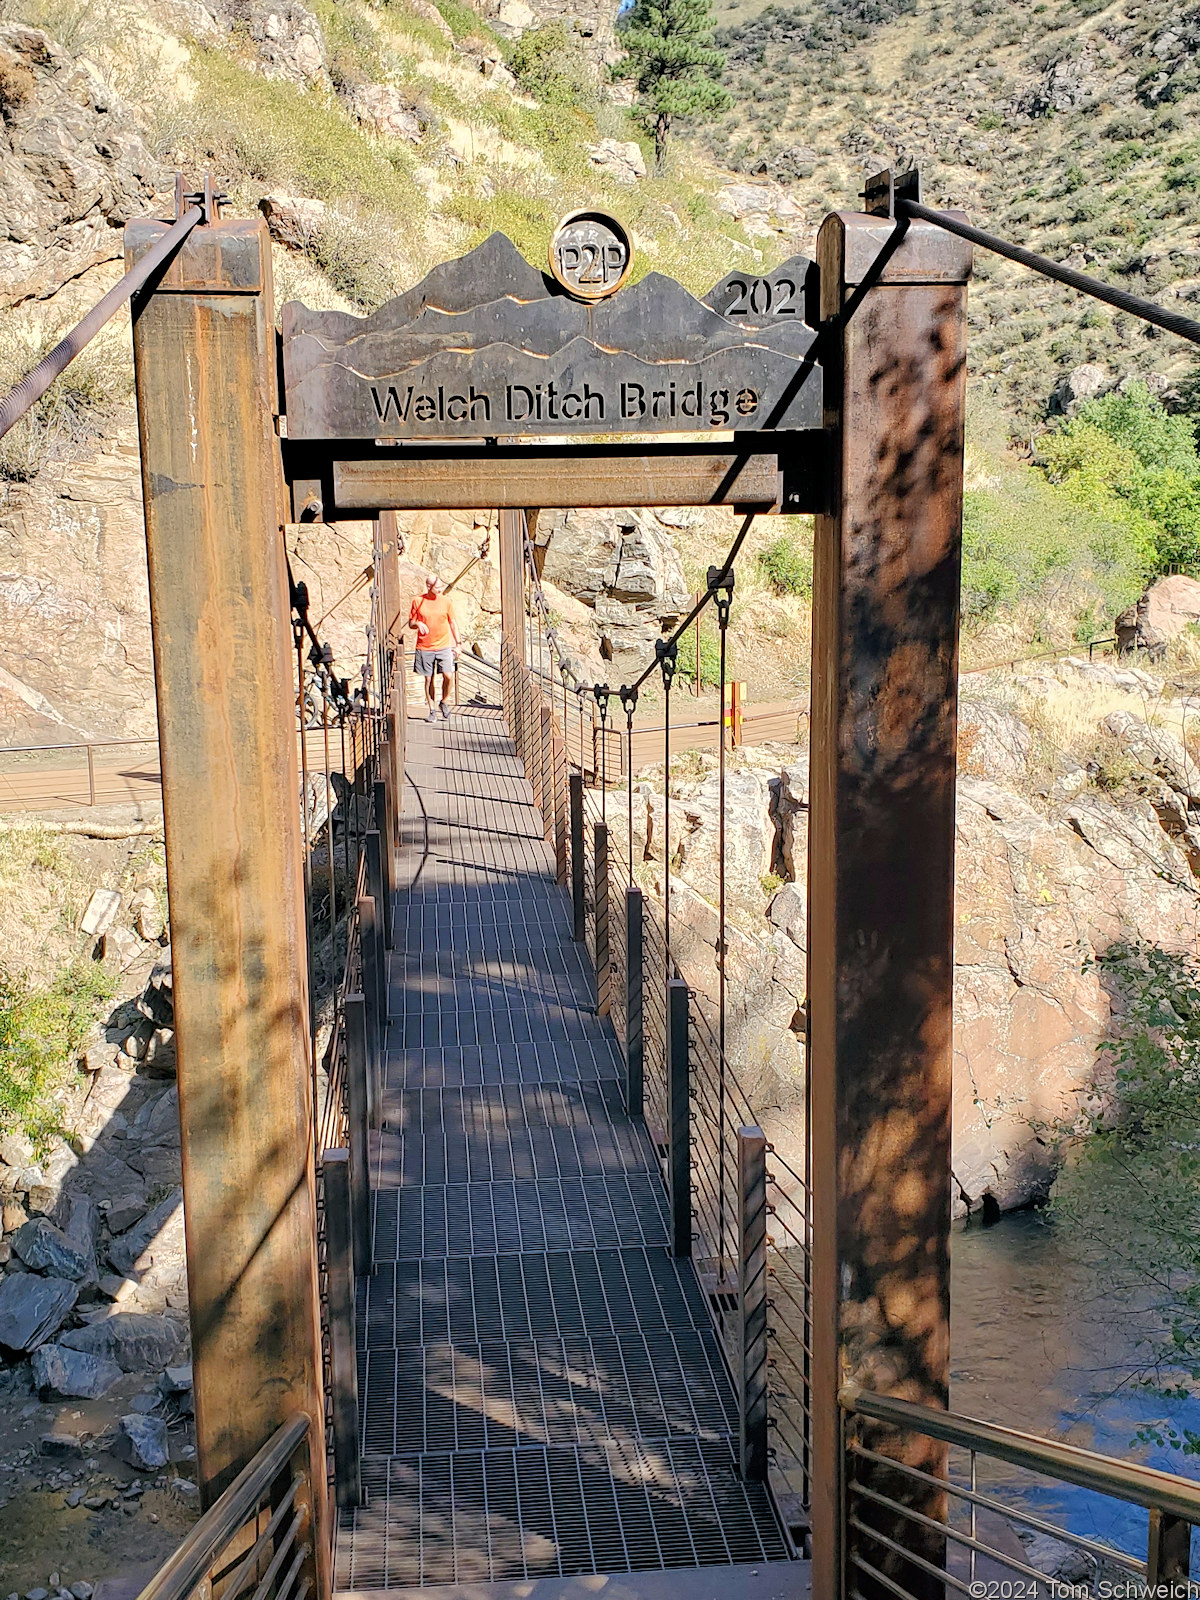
[617,0,730,170]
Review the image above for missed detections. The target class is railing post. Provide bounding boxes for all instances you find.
[569,774,585,942]
[343,994,372,1272]
[668,977,691,1259]
[625,887,644,1118]
[540,704,555,841]
[738,1126,769,1481]
[1147,1510,1192,1586]
[359,892,384,1130]
[553,729,568,886]
[373,781,393,949]
[322,1150,362,1510]
[365,827,388,966]
[86,743,96,807]
[594,821,610,1016]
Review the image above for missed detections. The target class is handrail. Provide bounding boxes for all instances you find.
[0,738,158,756]
[839,1384,1200,1523]
[134,1412,311,1600]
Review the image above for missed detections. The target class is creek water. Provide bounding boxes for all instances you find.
[951,1208,1200,1568]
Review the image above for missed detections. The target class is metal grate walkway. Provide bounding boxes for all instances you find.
[335,701,792,1594]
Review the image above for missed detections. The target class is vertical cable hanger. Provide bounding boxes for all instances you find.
[620,685,638,885]
[656,636,678,962]
[711,561,734,1280]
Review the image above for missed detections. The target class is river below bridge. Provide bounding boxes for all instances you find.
[951,1208,1200,1568]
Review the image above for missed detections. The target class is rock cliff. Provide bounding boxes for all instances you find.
[604,655,1200,1218]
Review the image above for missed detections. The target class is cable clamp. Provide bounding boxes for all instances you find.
[593,683,611,722]
[655,637,678,691]
[619,685,638,719]
[707,564,735,629]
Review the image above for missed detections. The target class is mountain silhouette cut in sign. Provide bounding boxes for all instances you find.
[280,232,823,439]
[281,233,559,345]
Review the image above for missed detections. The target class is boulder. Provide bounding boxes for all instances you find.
[584,138,646,183]
[1140,575,1200,644]
[31,1341,122,1400]
[347,83,422,142]
[0,1272,78,1351]
[129,887,165,944]
[12,1218,90,1280]
[80,888,121,937]
[59,1311,185,1371]
[258,193,327,251]
[1101,709,1200,803]
[107,1187,183,1277]
[118,1413,169,1471]
[1049,362,1113,416]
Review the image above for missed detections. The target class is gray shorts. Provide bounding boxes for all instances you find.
[414,647,455,678]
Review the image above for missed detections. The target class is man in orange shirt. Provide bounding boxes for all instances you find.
[408,573,460,721]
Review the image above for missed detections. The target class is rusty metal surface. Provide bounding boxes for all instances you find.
[127,214,329,1593]
[125,216,268,293]
[329,451,786,511]
[279,233,821,439]
[807,212,970,1599]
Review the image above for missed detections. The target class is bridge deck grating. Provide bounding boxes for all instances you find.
[337,704,788,1589]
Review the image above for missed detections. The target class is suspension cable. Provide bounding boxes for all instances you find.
[0,204,206,442]
[896,197,1200,349]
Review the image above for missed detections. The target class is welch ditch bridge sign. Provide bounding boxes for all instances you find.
[281,231,821,442]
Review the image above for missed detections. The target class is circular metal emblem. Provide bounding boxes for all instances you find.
[548,211,633,302]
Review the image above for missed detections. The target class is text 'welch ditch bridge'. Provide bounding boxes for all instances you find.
[6,173,1200,1600]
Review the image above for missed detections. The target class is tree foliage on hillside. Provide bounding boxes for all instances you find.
[617,0,730,167]
[1052,940,1200,1455]
[509,21,596,107]
[1040,382,1200,579]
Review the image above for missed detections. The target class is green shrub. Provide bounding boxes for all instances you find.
[510,21,596,107]
[757,534,813,597]
[1039,382,1200,579]
[675,624,722,688]
[0,960,116,1145]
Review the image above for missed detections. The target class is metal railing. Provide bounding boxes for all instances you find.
[840,1385,1200,1597]
[0,736,159,807]
[133,1413,319,1600]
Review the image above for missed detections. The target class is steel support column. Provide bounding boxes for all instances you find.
[807,210,971,1597]
[126,213,328,1580]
